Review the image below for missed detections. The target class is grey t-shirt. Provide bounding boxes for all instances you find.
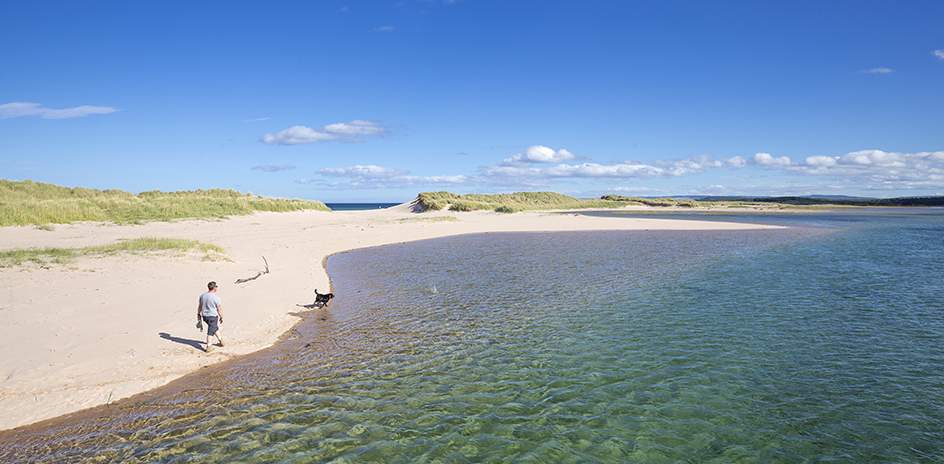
[199,292,221,317]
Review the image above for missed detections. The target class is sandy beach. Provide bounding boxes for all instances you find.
[0,203,779,431]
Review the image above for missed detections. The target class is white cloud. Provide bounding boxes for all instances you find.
[933,50,944,60]
[483,162,668,180]
[261,120,393,145]
[261,126,334,144]
[252,164,296,172]
[753,152,794,167]
[551,163,667,178]
[843,150,902,166]
[0,102,120,119]
[374,26,395,32]
[319,165,409,178]
[497,145,584,167]
[654,154,730,174]
[804,156,837,168]
[323,121,390,137]
[310,164,471,190]
[301,147,944,195]
[483,153,742,183]
[862,67,894,74]
[726,156,748,167]
[474,148,944,194]
[794,150,944,183]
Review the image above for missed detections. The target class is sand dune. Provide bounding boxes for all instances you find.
[0,204,777,430]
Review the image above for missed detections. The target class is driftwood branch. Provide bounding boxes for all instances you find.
[235,256,270,284]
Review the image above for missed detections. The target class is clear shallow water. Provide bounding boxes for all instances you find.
[2,210,943,463]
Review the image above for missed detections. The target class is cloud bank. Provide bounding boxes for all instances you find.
[477,147,944,193]
[288,143,943,195]
[0,102,120,119]
[790,150,944,187]
[483,149,747,184]
[261,120,393,145]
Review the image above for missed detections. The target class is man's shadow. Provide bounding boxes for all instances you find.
[159,332,203,350]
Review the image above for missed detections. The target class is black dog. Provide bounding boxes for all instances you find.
[314,289,335,308]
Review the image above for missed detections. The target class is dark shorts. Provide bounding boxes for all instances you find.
[202,316,219,336]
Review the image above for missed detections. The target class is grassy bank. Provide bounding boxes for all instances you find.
[414,191,860,213]
[0,237,226,268]
[0,180,330,227]
[416,191,627,213]
[600,194,704,208]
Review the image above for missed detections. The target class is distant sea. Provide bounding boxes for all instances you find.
[325,203,403,211]
[2,209,943,463]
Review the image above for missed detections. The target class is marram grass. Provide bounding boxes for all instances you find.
[600,194,704,208]
[417,191,642,213]
[0,179,330,227]
[416,191,937,213]
[0,237,227,268]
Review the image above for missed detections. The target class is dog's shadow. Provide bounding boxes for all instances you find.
[294,303,330,322]
[159,332,203,350]
[296,302,330,310]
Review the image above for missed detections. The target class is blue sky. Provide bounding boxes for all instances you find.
[2,1,943,202]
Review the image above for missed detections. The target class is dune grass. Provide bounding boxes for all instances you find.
[600,194,704,208]
[416,191,627,213]
[0,237,226,268]
[0,179,330,227]
[416,191,944,213]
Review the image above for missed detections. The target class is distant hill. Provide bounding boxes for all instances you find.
[690,195,873,201]
[600,194,944,207]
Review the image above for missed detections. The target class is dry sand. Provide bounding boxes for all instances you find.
[0,203,779,430]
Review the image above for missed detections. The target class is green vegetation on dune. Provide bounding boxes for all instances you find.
[0,179,330,226]
[419,191,939,213]
[0,237,226,268]
[600,194,704,208]
[416,191,627,213]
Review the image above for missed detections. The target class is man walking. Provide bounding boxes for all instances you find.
[197,281,225,352]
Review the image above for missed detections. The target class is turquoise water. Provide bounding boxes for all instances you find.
[2,210,943,463]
